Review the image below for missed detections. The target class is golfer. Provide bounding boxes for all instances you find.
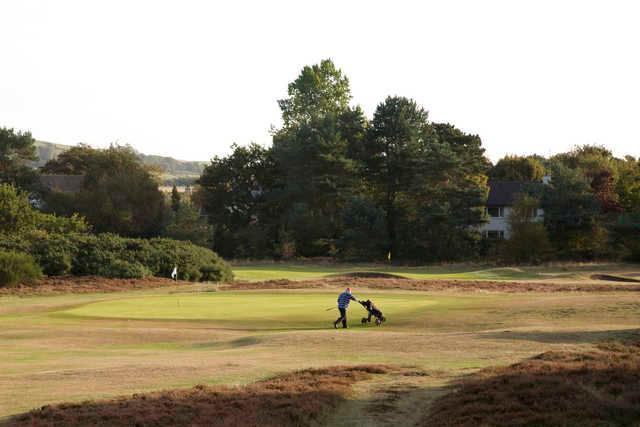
[334,287,358,329]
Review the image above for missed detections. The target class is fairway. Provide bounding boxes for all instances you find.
[62,291,440,329]
[2,281,640,424]
[231,261,640,282]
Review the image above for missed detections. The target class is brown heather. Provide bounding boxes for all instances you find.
[423,342,640,426]
[6,365,390,427]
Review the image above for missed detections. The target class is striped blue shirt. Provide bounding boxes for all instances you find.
[337,291,356,308]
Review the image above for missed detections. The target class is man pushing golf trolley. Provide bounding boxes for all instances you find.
[331,288,386,329]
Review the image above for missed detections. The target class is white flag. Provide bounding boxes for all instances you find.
[171,266,178,280]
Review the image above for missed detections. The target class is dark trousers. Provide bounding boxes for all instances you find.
[335,307,347,328]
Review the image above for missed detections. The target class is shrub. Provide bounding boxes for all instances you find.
[0,232,232,282]
[200,265,225,282]
[72,234,127,276]
[0,251,42,287]
[502,223,553,264]
[29,232,76,275]
[100,259,151,279]
[140,238,233,282]
[35,212,89,234]
[504,194,553,264]
[0,184,37,234]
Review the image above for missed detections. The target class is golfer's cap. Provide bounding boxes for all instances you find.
[346,287,352,293]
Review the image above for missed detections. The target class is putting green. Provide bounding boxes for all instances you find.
[61,291,445,329]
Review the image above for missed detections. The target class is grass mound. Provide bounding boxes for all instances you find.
[424,342,640,426]
[591,274,640,283]
[328,272,409,279]
[7,365,390,427]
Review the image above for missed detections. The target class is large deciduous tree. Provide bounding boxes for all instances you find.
[197,143,278,257]
[490,155,546,182]
[42,145,165,237]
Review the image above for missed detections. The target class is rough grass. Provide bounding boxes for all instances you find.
[3,276,640,422]
[424,341,640,426]
[224,277,640,293]
[5,365,390,427]
[0,276,185,296]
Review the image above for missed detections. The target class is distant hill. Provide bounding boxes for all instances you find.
[33,141,207,185]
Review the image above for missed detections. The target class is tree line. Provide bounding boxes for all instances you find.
[196,60,640,262]
[1,59,639,263]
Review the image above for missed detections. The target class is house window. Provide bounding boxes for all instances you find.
[485,230,505,240]
[487,207,505,218]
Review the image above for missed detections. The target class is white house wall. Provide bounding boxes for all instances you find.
[479,208,544,239]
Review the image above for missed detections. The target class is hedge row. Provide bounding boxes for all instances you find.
[0,251,42,287]
[0,232,233,282]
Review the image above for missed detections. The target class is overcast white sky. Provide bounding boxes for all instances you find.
[1,1,639,162]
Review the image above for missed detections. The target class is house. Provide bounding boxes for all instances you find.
[479,180,545,239]
[39,174,85,193]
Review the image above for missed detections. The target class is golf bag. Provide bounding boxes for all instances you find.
[359,300,386,326]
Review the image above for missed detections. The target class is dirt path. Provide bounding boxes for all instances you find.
[325,368,450,426]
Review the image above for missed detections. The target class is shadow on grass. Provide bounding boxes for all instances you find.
[3,366,390,427]
[482,328,640,344]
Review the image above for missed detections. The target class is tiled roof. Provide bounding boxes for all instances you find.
[40,174,85,193]
[487,181,538,206]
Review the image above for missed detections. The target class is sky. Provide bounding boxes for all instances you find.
[1,1,639,163]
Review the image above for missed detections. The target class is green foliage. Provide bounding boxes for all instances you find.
[0,232,232,282]
[164,202,212,247]
[338,197,387,261]
[361,96,434,254]
[612,213,640,261]
[359,100,489,261]
[541,162,607,259]
[1,183,89,235]
[0,181,231,281]
[199,264,228,282]
[278,58,351,128]
[503,195,553,263]
[271,109,365,257]
[0,251,42,287]
[101,259,151,279]
[35,212,89,234]
[552,145,616,176]
[286,202,333,257]
[0,184,37,234]
[615,156,640,213]
[490,155,546,181]
[28,232,75,275]
[33,140,205,184]
[0,223,232,282]
[42,145,165,237]
[170,185,181,212]
[198,143,278,258]
[0,127,38,190]
[269,61,365,259]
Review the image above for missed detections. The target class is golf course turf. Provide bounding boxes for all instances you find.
[2,264,640,425]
